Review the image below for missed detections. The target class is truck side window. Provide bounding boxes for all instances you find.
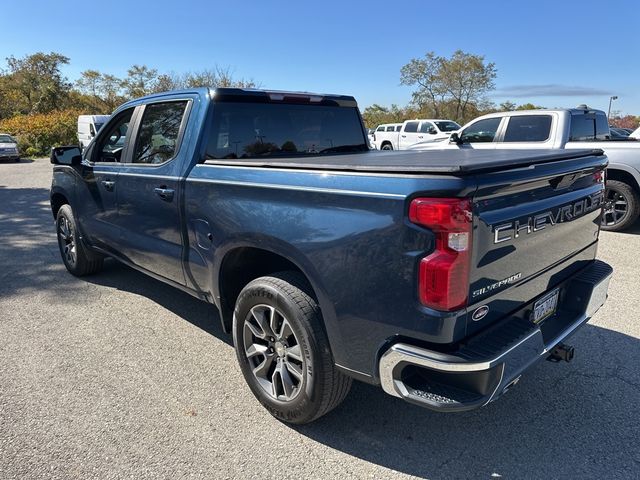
[404,121,419,133]
[133,101,188,164]
[386,126,395,131]
[460,118,501,143]
[503,115,552,142]
[94,108,134,163]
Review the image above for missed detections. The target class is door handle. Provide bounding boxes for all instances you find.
[401,135,406,138]
[101,180,115,191]
[417,136,424,139]
[154,187,175,201]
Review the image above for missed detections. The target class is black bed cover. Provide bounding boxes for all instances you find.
[203,148,605,175]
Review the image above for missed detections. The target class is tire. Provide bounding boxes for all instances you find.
[233,272,352,424]
[381,143,393,150]
[56,204,104,276]
[601,180,640,232]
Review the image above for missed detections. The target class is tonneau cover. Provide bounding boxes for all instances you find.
[204,148,605,175]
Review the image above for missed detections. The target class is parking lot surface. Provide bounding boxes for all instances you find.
[1,159,639,479]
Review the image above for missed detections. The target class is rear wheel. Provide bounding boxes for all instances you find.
[233,272,352,424]
[601,180,640,231]
[56,205,104,276]
[381,143,393,150]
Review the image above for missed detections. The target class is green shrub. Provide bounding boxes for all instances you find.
[0,109,85,157]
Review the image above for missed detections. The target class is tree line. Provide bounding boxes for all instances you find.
[0,52,258,120]
[362,50,639,130]
[0,50,636,155]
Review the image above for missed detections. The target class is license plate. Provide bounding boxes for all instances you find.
[532,288,559,324]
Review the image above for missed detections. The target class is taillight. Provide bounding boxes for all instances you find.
[409,198,472,311]
[594,170,605,184]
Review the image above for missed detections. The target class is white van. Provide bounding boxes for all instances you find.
[78,115,110,150]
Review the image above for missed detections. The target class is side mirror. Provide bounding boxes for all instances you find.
[449,132,463,144]
[50,146,82,166]
[428,127,437,135]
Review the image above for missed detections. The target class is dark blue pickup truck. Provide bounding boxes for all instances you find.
[50,88,612,424]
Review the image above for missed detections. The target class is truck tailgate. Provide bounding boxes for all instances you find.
[467,151,607,334]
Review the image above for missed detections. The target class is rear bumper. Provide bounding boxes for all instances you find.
[378,260,612,411]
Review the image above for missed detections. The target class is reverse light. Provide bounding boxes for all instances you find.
[409,198,473,311]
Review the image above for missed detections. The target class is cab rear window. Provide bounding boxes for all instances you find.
[569,113,609,141]
[205,102,368,159]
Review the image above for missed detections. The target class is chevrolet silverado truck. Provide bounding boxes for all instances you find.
[373,118,461,150]
[409,106,640,231]
[50,88,612,424]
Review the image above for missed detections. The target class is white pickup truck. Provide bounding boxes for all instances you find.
[410,106,640,231]
[372,119,460,150]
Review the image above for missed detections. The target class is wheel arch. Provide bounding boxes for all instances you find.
[607,164,640,194]
[215,245,336,338]
[50,191,69,220]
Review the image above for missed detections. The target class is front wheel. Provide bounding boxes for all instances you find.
[601,180,640,231]
[233,272,352,424]
[380,143,393,150]
[56,204,104,276]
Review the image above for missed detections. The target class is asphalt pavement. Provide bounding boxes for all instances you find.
[1,159,639,479]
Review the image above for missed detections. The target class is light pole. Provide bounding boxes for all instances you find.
[607,95,618,120]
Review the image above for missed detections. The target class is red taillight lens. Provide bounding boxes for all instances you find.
[409,198,472,311]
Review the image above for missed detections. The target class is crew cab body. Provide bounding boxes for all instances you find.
[410,107,640,231]
[50,88,612,419]
[373,118,460,150]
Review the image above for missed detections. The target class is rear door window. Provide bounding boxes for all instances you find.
[404,121,419,133]
[132,101,188,164]
[503,115,552,142]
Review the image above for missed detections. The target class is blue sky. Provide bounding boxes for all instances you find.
[1,0,639,115]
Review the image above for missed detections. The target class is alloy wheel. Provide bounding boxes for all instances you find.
[58,216,77,267]
[602,187,629,227]
[243,304,304,401]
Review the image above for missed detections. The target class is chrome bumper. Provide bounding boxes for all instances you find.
[379,260,613,411]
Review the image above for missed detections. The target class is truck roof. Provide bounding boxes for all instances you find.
[120,87,358,108]
[205,148,605,175]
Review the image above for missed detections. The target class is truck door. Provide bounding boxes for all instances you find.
[75,107,137,254]
[399,121,420,149]
[114,99,192,285]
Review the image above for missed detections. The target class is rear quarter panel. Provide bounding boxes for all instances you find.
[184,164,474,378]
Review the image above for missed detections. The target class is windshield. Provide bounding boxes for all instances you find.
[0,135,15,143]
[434,121,461,132]
[205,102,368,159]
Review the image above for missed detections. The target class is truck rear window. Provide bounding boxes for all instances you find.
[205,102,368,159]
[569,113,610,141]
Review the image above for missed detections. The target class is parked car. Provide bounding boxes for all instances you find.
[630,126,640,139]
[373,119,460,150]
[0,133,20,162]
[610,127,631,138]
[410,106,640,231]
[51,88,612,424]
[77,115,110,150]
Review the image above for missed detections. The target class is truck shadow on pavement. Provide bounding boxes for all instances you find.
[296,323,640,479]
[84,259,232,346]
